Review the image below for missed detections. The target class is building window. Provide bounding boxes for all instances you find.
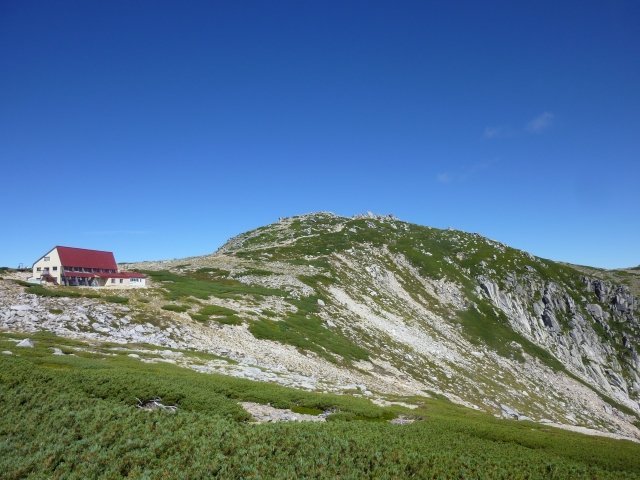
[111,279,115,284]
[119,279,123,283]
[52,266,57,271]
[37,267,41,272]
[44,256,50,261]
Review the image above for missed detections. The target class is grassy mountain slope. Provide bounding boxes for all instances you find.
[2,212,639,446]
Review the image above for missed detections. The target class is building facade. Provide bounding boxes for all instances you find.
[31,246,146,288]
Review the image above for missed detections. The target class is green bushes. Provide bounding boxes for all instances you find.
[19,282,100,299]
[1,333,640,479]
[15,281,129,305]
[249,295,369,363]
[190,304,243,325]
[161,304,190,313]
[141,270,285,300]
[250,314,368,363]
[104,295,129,305]
[199,305,237,316]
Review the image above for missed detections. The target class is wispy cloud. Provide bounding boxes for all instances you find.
[436,172,452,184]
[483,126,510,139]
[436,159,496,185]
[83,230,151,236]
[483,111,555,139]
[525,111,554,133]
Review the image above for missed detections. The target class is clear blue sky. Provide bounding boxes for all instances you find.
[1,1,638,268]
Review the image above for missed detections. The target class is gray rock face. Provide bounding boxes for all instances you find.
[16,338,34,348]
[586,304,604,321]
[477,271,640,413]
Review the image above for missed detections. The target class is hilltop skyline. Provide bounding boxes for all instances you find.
[1,1,639,268]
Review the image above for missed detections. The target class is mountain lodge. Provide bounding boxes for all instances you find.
[30,246,146,288]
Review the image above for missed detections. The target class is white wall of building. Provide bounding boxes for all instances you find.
[102,277,147,288]
[32,247,62,284]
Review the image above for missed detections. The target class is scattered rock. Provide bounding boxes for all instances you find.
[389,415,416,425]
[10,305,30,311]
[240,402,327,423]
[137,397,177,413]
[16,339,34,348]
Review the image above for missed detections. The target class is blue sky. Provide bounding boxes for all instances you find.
[1,1,638,268]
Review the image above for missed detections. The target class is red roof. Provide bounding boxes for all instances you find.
[55,246,118,270]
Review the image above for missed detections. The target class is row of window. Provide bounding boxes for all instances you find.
[36,267,116,273]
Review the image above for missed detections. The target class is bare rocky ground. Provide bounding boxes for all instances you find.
[0,276,420,397]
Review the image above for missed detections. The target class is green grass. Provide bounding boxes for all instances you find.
[140,269,286,300]
[190,304,243,325]
[199,304,237,316]
[249,295,369,363]
[14,281,130,305]
[290,405,324,415]
[17,282,100,299]
[1,332,639,479]
[161,304,190,313]
[103,295,129,305]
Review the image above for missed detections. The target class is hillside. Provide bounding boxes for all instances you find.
[2,212,639,447]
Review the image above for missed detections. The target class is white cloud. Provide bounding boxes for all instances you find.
[526,112,554,133]
[436,172,451,183]
[436,159,496,184]
[483,126,508,139]
[483,112,555,139]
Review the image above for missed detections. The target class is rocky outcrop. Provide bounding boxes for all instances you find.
[476,272,640,411]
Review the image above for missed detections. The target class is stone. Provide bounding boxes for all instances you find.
[16,339,34,348]
[500,404,520,419]
[10,305,30,311]
[390,415,416,425]
[586,304,603,320]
